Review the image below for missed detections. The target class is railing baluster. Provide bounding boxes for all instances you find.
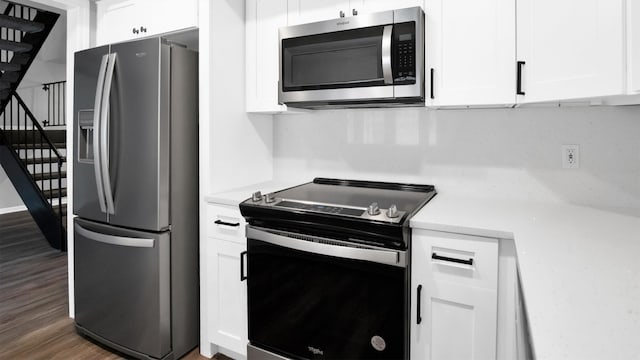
[57,83,61,126]
[47,85,50,126]
[40,130,43,187]
[63,83,66,126]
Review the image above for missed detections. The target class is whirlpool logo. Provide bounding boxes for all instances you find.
[307,346,324,355]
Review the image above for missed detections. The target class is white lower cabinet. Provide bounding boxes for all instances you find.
[204,202,248,358]
[411,229,524,360]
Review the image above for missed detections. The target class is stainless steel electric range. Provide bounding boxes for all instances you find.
[239,178,436,360]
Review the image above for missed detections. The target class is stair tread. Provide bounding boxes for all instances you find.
[0,39,33,53]
[32,171,66,181]
[0,71,20,82]
[13,142,65,149]
[9,53,30,65]
[22,156,59,165]
[0,62,20,71]
[0,14,46,33]
[3,129,66,143]
[42,188,67,199]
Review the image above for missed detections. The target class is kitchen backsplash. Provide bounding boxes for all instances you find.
[273,105,640,211]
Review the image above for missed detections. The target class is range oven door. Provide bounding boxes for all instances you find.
[245,226,407,360]
[278,7,424,106]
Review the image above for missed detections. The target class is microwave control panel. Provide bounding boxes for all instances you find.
[393,22,416,85]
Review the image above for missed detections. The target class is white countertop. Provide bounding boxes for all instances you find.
[204,181,298,206]
[411,192,640,360]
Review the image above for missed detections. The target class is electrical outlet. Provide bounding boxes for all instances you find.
[562,145,580,169]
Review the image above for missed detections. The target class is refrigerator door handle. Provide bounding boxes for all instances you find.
[93,54,109,213]
[75,223,155,248]
[100,53,117,215]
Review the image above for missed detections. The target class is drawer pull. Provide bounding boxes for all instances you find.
[432,252,473,266]
[416,284,423,325]
[214,219,240,227]
[240,251,248,281]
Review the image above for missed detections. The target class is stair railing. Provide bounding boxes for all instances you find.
[42,80,66,127]
[0,90,65,248]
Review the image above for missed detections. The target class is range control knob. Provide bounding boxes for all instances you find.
[387,204,399,218]
[264,193,276,203]
[252,191,263,202]
[368,202,381,216]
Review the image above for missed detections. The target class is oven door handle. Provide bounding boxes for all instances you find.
[247,226,405,267]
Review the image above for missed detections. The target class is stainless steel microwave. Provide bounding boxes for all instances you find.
[278,7,424,109]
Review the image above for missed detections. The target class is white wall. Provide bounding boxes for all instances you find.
[273,106,640,211]
[0,166,24,212]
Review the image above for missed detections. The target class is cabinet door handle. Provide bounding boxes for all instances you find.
[417,284,423,325]
[516,61,526,95]
[432,252,474,266]
[430,68,435,99]
[240,251,248,281]
[214,219,240,227]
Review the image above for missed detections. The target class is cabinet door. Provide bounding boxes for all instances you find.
[246,0,288,113]
[96,0,141,45]
[96,0,198,46]
[629,0,640,94]
[208,239,248,356]
[516,0,625,103]
[143,0,198,37]
[287,0,348,25]
[358,0,423,14]
[426,0,515,107]
[411,231,498,360]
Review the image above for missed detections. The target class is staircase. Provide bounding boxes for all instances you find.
[0,1,64,250]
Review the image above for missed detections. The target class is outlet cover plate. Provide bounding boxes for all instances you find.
[562,144,580,169]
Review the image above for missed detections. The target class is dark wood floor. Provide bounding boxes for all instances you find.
[0,211,224,360]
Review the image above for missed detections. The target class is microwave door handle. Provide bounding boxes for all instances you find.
[100,53,117,214]
[92,54,109,213]
[381,25,393,85]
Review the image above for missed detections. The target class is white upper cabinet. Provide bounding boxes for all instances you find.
[426,0,515,107]
[357,0,424,14]
[246,0,288,113]
[629,0,640,94]
[287,0,424,25]
[287,0,350,25]
[96,0,198,46]
[516,0,625,103]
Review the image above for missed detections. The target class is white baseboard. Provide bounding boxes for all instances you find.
[0,205,28,215]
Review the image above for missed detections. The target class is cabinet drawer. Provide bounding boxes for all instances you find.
[413,229,499,290]
[207,203,246,244]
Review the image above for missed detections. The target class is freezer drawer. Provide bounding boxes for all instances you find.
[74,218,171,358]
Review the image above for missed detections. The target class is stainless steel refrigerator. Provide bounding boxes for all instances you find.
[72,37,199,360]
